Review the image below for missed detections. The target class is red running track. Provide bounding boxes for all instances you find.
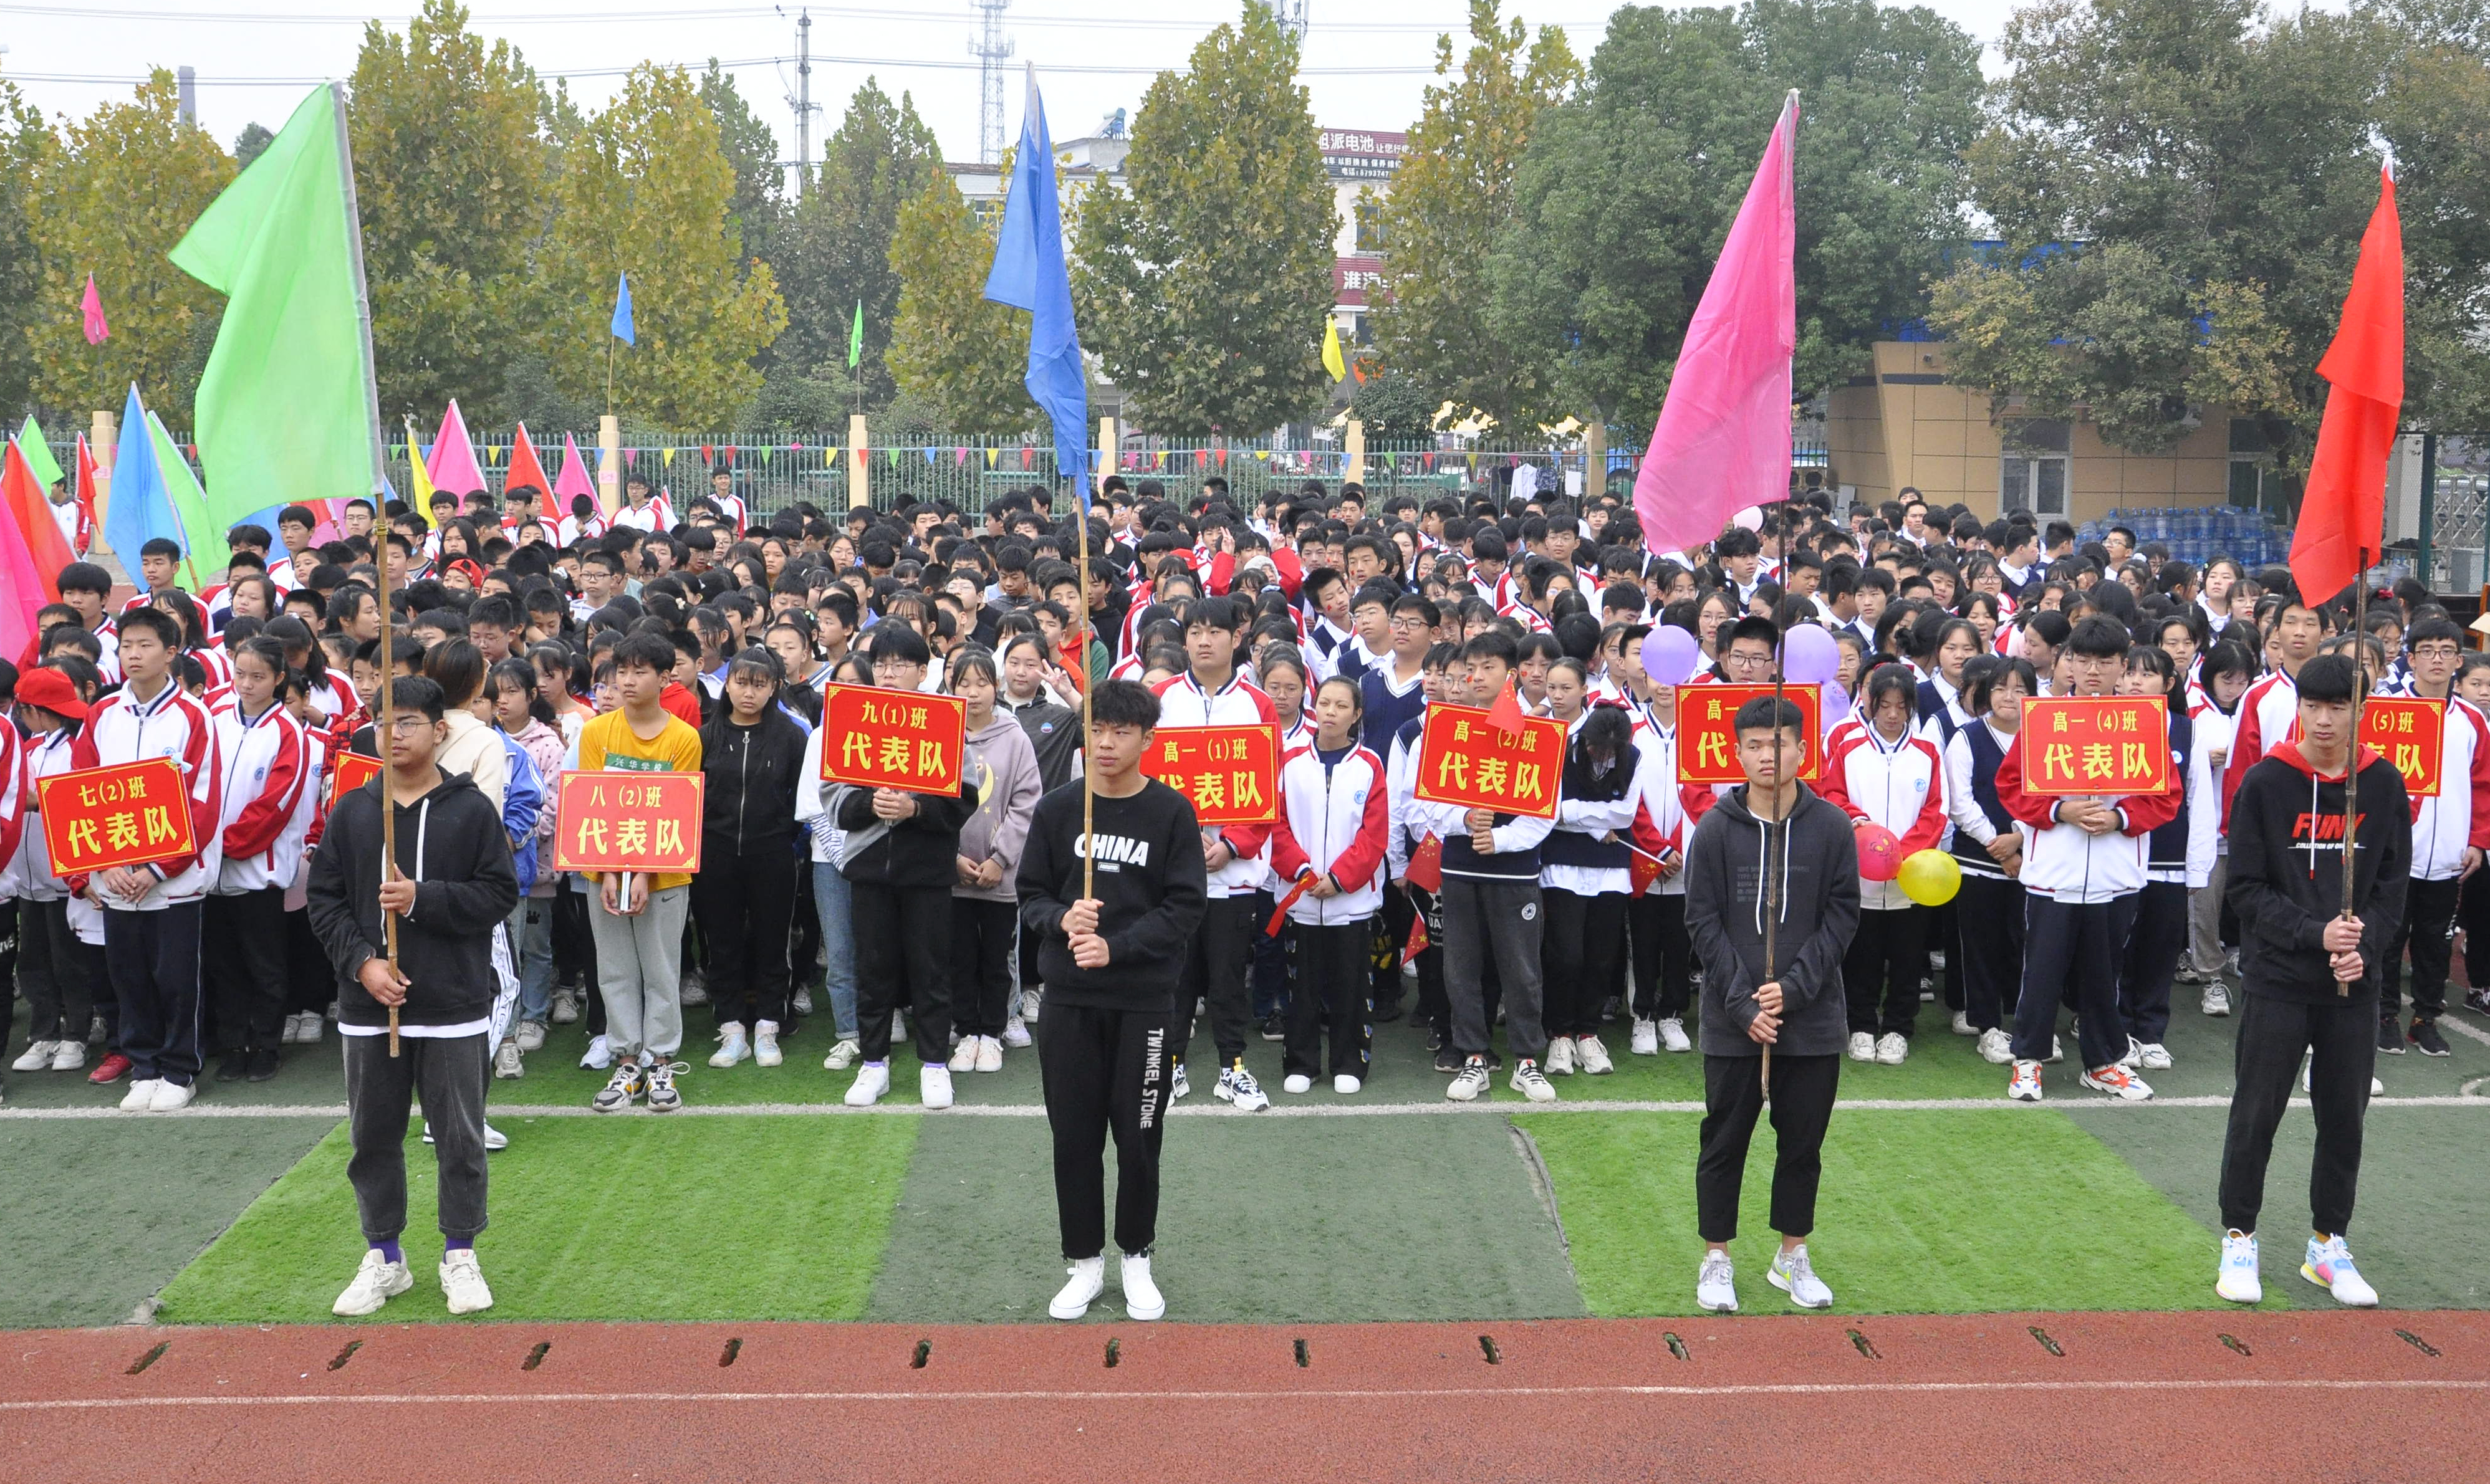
[2,1310,2484,1483]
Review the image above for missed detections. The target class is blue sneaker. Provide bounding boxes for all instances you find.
[2216,1230,2261,1303]
[2300,1234,2378,1307]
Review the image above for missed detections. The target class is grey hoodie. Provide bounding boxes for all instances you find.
[954,714,1044,902]
[1683,782,1860,1058]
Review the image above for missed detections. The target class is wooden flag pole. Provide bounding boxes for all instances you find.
[377,564,400,1057]
[1761,497,1786,1101]
[1074,480,1097,906]
[2339,578,2367,996]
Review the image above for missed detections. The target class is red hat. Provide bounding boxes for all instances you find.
[17,666,89,720]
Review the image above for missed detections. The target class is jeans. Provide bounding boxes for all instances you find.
[511,897,556,1025]
[810,857,860,1040]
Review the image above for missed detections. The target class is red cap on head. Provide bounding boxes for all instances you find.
[16,666,89,720]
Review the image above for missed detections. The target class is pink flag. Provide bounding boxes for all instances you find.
[81,273,108,345]
[1633,93,1798,555]
[0,479,47,661]
[554,433,597,505]
[425,399,486,497]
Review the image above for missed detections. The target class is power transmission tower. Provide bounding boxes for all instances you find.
[787,8,822,196]
[1271,0,1309,38]
[969,0,1014,164]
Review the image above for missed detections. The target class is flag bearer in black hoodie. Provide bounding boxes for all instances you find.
[836,624,979,1109]
[1019,679,1208,1323]
[308,676,520,1319]
[1684,696,1860,1315]
[2215,653,2408,1309]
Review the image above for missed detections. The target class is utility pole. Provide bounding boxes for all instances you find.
[970,0,1014,165]
[792,9,820,198]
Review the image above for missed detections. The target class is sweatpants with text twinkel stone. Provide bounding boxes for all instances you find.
[1037,1002,1171,1260]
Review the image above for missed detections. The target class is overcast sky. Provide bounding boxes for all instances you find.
[2,0,2042,170]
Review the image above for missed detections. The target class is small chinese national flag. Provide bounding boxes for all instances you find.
[1486,677,1528,739]
[1406,834,1443,893]
[1401,914,1430,965]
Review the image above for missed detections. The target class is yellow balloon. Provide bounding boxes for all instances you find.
[1897,849,1961,907]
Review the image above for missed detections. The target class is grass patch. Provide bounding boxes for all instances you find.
[155,1114,918,1324]
[1521,1107,2247,1316]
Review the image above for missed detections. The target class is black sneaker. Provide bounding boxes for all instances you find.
[1259,1015,1285,1042]
[1435,1046,1464,1073]
[1372,999,1404,1024]
[215,1050,249,1082]
[247,1045,282,1082]
[2377,1017,2407,1055]
[1425,1024,1445,1053]
[2411,1018,2451,1057]
[2466,989,2490,1016]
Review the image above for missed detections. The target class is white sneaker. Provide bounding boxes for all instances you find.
[1576,1035,1614,1075]
[550,990,580,1025]
[439,1248,494,1315]
[1021,985,1043,1022]
[1333,1073,1361,1094]
[643,1060,685,1113]
[493,1040,525,1079]
[1171,1063,1191,1099]
[948,1035,979,1073]
[13,1040,59,1072]
[149,1079,196,1112]
[2138,1042,2173,1071]
[920,1063,954,1109]
[332,1248,414,1317]
[297,1013,322,1045]
[1696,1251,1738,1313]
[791,987,813,1015]
[49,1040,85,1073]
[1951,1010,1976,1036]
[277,1013,302,1045]
[1874,1032,1908,1065]
[710,1023,750,1068]
[973,1035,1002,1073]
[2118,1036,2144,1070]
[579,1035,613,1071]
[120,1078,161,1111]
[1120,1252,1165,1321]
[2047,1035,2064,1065]
[1544,1036,1575,1075]
[1768,1243,1834,1309]
[2080,1064,2153,1101]
[1447,1059,1491,1101]
[844,1061,890,1107]
[1282,1073,1313,1094]
[754,1021,783,1067]
[1659,1017,1693,1053]
[2217,1230,2262,1304]
[678,971,708,1007]
[1511,1060,1557,1103]
[1221,1062,1269,1112]
[2301,1234,2378,1307]
[2007,1060,2043,1101]
[2201,982,2232,1017]
[1001,1017,1032,1049]
[1630,1018,1660,1055]
[1978,1027,2015,1064]
[823,1037,860,1071]
[1049,1257,1105,1319]
[1847,1032,1876,1062]
[514,1020,548,1053]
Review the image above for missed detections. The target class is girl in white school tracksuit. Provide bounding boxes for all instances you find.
[203,638,314,1081]
[1268,676,1390,1094]
[1820,662,1948,1064]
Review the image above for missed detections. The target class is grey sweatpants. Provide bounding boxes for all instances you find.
[589,883,689,1060]
[1439,874,1547,1062]
[344,1029,489,1245]
[2188,855,2229,978]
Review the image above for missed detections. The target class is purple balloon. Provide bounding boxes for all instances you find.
[1781,623,1841,686]
[1819,680,1853,734]
[1644,625,1701,686]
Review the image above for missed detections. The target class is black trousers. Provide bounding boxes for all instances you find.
[1696,1051,1840,1243]
[203,886,289,1054]
[1405,884,1447,1031]
[103,901,204,1086]
[2458,869,2490,987]
[1037,1000,1171,1260]
[16,898,103,1043]
[1249,890,1287,1020]
[283,908,330,1016]
[1933,901,1963,1012]
[949,896,1019,1036]
[344,1030,490,1245]
[852,880,954,1063]
[1843,906,1927,1038]
[1282,918,1373,1079]
[1541,888,1627,1038]
[1953,873,2024,1032]
[2117,879,2189,1046]
[2385,874,2461,1023]
[2218,991,2376,1235]
[691,846,799,1030]
[1627,891,1691,1021]
[2011,893,2137,1068]
[1375,884,1417,1021]
[1172,894,1255,1070]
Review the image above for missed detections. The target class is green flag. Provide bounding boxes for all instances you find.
[147,412,218,593]
[15,415,62,489]
[848,300,863,370]
[168,84,382,530]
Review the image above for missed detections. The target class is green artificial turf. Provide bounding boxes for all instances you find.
[0,1116,338,1328]
[1521,1107,2249,1316]
[154,1114,919,1324]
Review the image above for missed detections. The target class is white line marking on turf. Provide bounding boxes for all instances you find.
[2438,1013,2490,1050]
[2,1378,2484,1412]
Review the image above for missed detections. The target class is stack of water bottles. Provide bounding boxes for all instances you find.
[2075,505,2295,568]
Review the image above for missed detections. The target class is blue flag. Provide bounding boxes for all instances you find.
[105,383,190,568]
[982,66,1089,500]
[611,272,635,346]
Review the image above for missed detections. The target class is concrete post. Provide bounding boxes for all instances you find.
[848,413,872,509]
[597,414,622,517]
[1345,418,1366,487]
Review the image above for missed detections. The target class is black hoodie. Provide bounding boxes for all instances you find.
[306,768,521,1030]
[1683,782,1860,1058]
[2227,740,2410,1005]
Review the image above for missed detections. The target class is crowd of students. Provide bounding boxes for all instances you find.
[1,474,2481,1127]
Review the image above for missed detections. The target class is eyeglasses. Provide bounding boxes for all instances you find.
[387,716,435,734]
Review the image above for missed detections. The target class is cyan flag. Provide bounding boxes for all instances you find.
[105,383,191,570]
[612,272,635,346]
[981,65,1088,500]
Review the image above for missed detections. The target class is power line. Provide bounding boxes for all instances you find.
[0,1,1597,31]
[5,54,1449,86]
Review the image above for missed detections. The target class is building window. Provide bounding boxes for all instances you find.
[2000,418,2069,516]
[1354,196,1388,253]
[2228,417,2272,513]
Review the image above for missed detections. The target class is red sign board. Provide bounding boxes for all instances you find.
[2362,697,2444,798]
[1413,703,1569,820]
[2019,696,2171,797]
[552,770,705,874]
[1676,683,1824,785]
[818,684,968,798]
[37,758,198,876]
[328,750,382,802]
[1140,724,1279,826]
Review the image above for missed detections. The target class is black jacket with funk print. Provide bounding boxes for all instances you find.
[2227,740,2410,1005]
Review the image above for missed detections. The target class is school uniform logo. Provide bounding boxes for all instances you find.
[1075,833,1152,871]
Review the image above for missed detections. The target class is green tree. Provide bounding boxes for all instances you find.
[1072,4,1338,434]
[1349,369,1440,438]
[0,84,49,419]
[1364,0,1579,428]
[698,60,784,266]
[232,122,274,171]
[770,78,942,402]
[26,71,233,421]
[349,0,556,419]
[1491,0,1982,436]
[539,64,787,431]
[888,170,1037,434]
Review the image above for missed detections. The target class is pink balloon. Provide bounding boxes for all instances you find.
[1855,823,1902,882]
[1780,623,1840,686]
[1644,625,1701,686]
[1731,506,1765,532]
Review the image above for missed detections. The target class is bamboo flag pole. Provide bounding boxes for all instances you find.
[1075,479,1097,906]
[377,563,400,1058]
[1761,496,1787,1101]
[2339,579,2367,996]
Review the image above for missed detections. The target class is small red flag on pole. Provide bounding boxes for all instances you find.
[2288,167,2403,607]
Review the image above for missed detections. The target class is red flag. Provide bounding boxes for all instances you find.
[1401,914,1429,965]
[1266,873,1316,936]
[1486,676,1528,739]
[1,439,71,600]
[72,433,99,556]
[506,422,553,497]
[2290,168,2403,606]
[1405,834,1443,893]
